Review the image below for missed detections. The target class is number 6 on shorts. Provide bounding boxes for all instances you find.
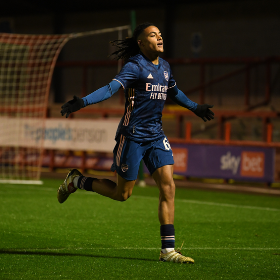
[163,137,171,150]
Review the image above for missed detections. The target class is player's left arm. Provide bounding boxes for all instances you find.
[167,85,214,122]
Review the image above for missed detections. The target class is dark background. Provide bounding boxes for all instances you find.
[1,0,279,107]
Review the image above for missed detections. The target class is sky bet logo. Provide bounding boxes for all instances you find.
[146,83,167,100]
[220,152,240,175]
[220,151,265,177]
[240,151,264,177]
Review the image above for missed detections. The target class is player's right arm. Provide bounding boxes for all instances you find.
[61,61,138,118]
[60,81,121,118]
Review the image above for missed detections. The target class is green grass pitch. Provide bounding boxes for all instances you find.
[0,178,280,279]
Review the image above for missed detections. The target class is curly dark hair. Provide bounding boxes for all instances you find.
[110,22,154,61]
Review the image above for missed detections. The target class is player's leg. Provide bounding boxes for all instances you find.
[144,136,194,263]
[57,136,140,203]
[57,168,136,203]
[82,174,136,201]
[152,164,194,263]
[152,164,175,225]
[144,137,175,226]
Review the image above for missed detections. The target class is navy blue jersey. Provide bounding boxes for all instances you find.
[113,53,176,142]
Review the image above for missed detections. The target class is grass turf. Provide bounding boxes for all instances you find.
[0,178,280,279]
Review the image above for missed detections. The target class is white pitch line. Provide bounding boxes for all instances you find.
[70,247,280,251]
[3,247,280,251]
[134,195,280,212]
[177,199,280,212]
[2,185,280,212]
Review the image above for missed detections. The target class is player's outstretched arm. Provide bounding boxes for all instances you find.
[167,85,214,122]
[193,104,214,122]
[61,95,84,118]
[61,80,121,118]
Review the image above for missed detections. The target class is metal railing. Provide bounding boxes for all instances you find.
[56,56,280,108]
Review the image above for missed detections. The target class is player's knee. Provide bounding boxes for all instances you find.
[160,182,175,201]
[119,193,131,202]
[121,193,131,201]
[114,178,135,201]
[116,191,131,202]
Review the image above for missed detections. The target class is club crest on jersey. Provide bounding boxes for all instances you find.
[164,71,169,81]
[121,164,129,172]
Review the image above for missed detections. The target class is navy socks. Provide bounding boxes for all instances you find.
[77,176,95,192]
[160,224,175,249]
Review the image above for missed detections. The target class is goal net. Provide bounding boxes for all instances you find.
[0,26,130,184]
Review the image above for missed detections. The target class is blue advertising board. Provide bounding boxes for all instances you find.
[145,143,275,183]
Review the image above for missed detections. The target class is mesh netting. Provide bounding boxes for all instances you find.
[0,26,130,184]
[0,33,70,183]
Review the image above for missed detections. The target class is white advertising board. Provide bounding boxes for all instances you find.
[0,117,120,152]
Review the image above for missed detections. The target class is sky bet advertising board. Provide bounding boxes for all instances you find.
[171,144,275,183]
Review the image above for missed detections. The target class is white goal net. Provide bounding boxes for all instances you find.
[0,25,130,184]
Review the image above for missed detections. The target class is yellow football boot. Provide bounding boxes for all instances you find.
[57,169,82,203]
[159,250,194,264]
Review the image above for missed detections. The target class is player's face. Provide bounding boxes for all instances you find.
[138,26,164,55]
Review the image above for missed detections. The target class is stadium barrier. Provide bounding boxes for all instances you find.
[68,107,280,146]
[41,107,280,184]
[148,143,274,184]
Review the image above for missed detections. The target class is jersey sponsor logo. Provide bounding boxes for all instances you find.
[147,73,153,79]
[146,83,168,93]
[121,163,129,172]
[146,83,168,100]
[164,71,169,81]
[150,92,167,100]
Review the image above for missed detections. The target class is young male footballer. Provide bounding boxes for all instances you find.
[59,22,214,263]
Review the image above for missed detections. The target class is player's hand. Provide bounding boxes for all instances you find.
[61,95,84,118]
[194,104,214,122]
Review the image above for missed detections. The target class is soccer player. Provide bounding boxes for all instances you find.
[58,22,214,263]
